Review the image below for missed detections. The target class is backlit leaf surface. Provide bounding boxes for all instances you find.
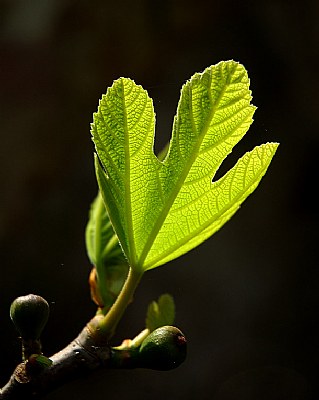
[92,61,278,272]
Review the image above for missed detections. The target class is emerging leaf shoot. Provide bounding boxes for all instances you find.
[146,294,175,332]
[86,192,129,309]
[92,60,278,273]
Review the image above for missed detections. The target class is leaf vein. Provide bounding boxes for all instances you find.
[145,160,267,269]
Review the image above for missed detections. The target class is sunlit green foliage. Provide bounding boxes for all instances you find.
[91,60,278,273]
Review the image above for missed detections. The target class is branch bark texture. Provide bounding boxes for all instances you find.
[0,325,111,399]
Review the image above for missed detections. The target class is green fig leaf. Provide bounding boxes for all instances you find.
[92,60,278,272]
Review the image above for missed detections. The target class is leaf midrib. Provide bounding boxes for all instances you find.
[122,79,137,266]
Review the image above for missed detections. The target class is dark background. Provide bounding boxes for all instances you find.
[0,1,318,399]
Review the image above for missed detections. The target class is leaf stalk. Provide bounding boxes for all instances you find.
[89,267,143,341]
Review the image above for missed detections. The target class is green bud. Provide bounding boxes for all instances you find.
[139,326,187,370]
[10,294,50,340]
[28,354,53,368]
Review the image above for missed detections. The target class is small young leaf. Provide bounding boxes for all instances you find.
[146,294,175,332]
[85,192,128,309]
[86,192,124,266]
[92,61,278,272]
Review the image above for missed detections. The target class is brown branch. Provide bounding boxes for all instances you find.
[0,325,111,399]
[0,307,187,399]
